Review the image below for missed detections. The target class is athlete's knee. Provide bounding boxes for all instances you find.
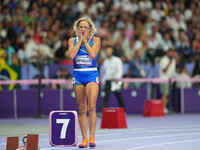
[78,102,86,109]
[78,110,87,116]
[78,105,87,116]
[88,106,96,114]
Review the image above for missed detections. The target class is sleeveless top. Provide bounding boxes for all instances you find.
[73,35,98,70]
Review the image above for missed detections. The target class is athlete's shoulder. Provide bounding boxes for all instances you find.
[69,36,77,41]
[93,36,101,46]
[93,36,101,41]
[68,37,74,42]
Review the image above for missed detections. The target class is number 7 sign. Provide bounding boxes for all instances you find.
[49,111,78,146]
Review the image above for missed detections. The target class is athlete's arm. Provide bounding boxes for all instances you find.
[84,37,101,59]
[67,37,82,59]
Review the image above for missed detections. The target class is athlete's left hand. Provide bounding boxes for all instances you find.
[82,31,89,41]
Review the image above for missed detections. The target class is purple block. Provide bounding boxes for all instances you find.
[184,88,200,113]
[17,89,38,117]
[96,97,103,112]
[49,111,78,146]
[97,88,147,114]
[0,90,14,118]
[124,88,147,113]
[63,90,78,111]
[42,89,60,115]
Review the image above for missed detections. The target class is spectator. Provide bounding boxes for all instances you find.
[147,24,163,50]
[10,53,21,81]
[0,23,7,39]
[54,37,68,63]
[160,49,177,114]
[175,67,191,89]
[123,37,136,61]
[128,50,148,88]
[159,17,170,36]
[139,0,152,11]
[25,34,53,63]
[17,42,28,65]
[0,43,6,65]
[51,67,72,89]
[150,1,165,21]
[2,38,15,65]
[129,50,146,78]
[160,31,174,52]
[102,46,126,109]
[0,5,12,22]
[192,52,200,86]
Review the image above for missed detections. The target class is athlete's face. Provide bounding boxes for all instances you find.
[78,21,90,37]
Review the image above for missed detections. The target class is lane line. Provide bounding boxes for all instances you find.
[1,124,200,137]
[96,124,200,133]
[126,138,200,150]
[97,132,200,143]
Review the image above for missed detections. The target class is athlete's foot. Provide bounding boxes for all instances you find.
[89,137,96,148]
[78,138,88,148]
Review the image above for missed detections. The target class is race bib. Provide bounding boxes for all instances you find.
[75,55,92,65]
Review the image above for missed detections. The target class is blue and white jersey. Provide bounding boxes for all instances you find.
[72,35,99,85]
[73,35,98,71]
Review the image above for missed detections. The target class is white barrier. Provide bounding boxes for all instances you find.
[0,78,200,85]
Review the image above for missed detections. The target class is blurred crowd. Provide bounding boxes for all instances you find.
[0,0,200,88]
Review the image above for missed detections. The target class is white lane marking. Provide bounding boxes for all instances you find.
[126,138,200,150]
[1,124,200,137]
[97,124,200,133]
[97,132,200,143]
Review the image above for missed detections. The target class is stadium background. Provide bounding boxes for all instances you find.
[1,1,200,150]
[0,0,200,115]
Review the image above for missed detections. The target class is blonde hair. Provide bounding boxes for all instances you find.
[73,16,96,35]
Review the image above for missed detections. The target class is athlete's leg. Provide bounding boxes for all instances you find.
[74,85,88,141]
[86,82,99,142]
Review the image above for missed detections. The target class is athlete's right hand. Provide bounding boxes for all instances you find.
[77,30,83,43]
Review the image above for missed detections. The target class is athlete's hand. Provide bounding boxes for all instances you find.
[82,31,88,41]
[77,30,83,43]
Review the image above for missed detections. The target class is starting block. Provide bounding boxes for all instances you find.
[6,136,19,150]
[143,99,165,117]
[26,134,39,150]
[6,134,39,150]
[101,107,127,129]
[49,111,78,146]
